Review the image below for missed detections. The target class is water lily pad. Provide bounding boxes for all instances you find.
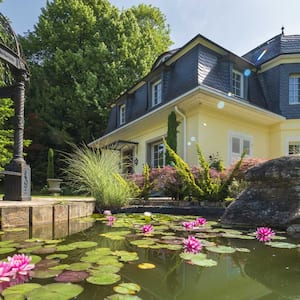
[86,273,121,285]
[86,247,112,256]
[113,251,139,262]
[180,252,207,260]
[27,283,83,300]
[189,257,217,267]
[113,282,141,295]
[235,247,251,253]
[69,241,98,249]
[100,231,131,240]
[266,241,298,249]
[106,294,142,300]
[206,245,236,254]
[67,262,91,271]
[35,259,60,269]
[50,264,70,270]
[138,263,155,269]
[46,253,68,260]
[56,244,77,251]
[90,265,121,274]
[96,256,120,265]
[44,239,64,244]
[130,239,155,246]
[221,233,255,240]
[30,269,62,279]
[2,283,42,297]
[0,247,16,254]
[55,270,89,282]
[0,240,19,247]
[30,255,42,264]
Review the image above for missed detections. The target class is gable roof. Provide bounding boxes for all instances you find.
[243,34,300,66]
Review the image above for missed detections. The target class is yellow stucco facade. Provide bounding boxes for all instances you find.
[90,85,300,174]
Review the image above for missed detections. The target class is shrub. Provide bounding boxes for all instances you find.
[47,148,55,179]
[63,144,133,210]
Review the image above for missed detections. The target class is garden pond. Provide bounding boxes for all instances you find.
[0,213,299,300]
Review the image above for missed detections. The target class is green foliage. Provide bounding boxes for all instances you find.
[166,111,180,165]
[208,152,225,171]
[196,143,222,201]
[47,148,55,178]
[140,163,152,200]
[63,144,133,209]
[163,139,203,196]
[21,1,172,187]
[0,98,13,171]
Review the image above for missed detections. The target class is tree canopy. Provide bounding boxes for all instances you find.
[20,0,172,187]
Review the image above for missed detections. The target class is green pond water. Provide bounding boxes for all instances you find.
[0,213,299,300]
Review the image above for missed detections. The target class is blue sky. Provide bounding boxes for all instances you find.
[1,0,300,55]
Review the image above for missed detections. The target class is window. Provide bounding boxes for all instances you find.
[152,79,162,107]
[289,75,300,104]
[288,141,300,154]
[232,70,243,97]
[150,140,165,168]
[229,132,252,163]
[120,104,126,125]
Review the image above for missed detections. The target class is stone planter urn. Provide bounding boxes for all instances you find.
[47,178,62,194]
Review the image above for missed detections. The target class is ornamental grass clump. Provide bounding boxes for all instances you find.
[64,144,133,210]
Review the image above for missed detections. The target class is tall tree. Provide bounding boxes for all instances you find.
[166,111,180,165]
[20,0,172,187]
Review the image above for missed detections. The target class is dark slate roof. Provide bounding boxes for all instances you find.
[243,34,300,66]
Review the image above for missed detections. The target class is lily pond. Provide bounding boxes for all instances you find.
[0,213,299,300]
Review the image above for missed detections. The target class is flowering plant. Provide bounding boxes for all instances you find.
[142,224,153,234]
[256,227,275,242]
[183,236,202,254]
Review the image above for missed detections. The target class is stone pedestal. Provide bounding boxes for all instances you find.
[3,160,31,201]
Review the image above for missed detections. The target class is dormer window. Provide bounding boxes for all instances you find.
[120,104,126,125]
[152,79,162,107]
[289,74,300,104]
[232,70,244,97]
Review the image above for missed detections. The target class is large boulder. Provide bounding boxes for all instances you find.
[221,155,300,229]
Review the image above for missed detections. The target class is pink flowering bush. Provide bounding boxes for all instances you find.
[142,224,153,234]
[256,227,275,242]
[183,236,202,254]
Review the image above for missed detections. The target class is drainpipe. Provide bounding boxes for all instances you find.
[174,106,186,161]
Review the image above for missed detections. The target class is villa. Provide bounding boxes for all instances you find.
[89,29,300,174]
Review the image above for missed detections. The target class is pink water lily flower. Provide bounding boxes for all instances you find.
[103,210,112,215]
[256,227,275,242]
[195,217,207,226]
[106,215,116,222]
[7,254,35,276]
[183,236,202,254]
[142,224,153,234]
[0,261,13,282]
[182,221,195,230]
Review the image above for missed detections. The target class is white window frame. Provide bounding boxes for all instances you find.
[120,104,126,125]
[285,136,300,155]
[289,74,300,104]
[151,140,165,168]
[228,132,252,164]
[151,79,162,107]
[232,70,244,97]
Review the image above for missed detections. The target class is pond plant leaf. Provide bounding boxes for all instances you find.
[32,247,57,255]
[235,247,251,253]
[266,241,298,249]
[137,263,155,269]
[46,253,68,260]
[50,264,70,270]
[105,294,142,300]
[180,252,207,261]
[189,257,218,267]
[55,270,89,282]
[86,273,121,285]
[56,244,77,252]
[206,245,236,254]
[66,262,91,271]
[26,283,83,300]
[30,269,62,279]
[2,283,41,297]
[90,265,121,274]
[113,282,141,295]
[0,247,16,254]
[30,255,42,264]
[68,241,98,249]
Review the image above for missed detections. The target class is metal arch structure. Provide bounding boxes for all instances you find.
[0,12,31,201]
